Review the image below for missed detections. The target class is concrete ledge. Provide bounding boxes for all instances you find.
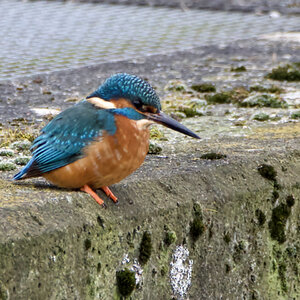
[0,133,299,299]
[0,36,299,298]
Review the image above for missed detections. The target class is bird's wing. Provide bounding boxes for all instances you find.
[14,100,116,179]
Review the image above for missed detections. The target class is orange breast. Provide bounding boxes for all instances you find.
[43,115,150,189]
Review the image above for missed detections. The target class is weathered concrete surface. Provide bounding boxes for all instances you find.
[0,34,300,299]
[0,125,299,299]
[76,0,300,14]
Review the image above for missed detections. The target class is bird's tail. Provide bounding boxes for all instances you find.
[13,157,35,180]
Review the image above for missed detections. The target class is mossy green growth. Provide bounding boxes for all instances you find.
[278,262,288,293]
[0,128,35,148]
[190,216,205,241]
[84,239,91,251]
[239,94,288,108]
[0,162,16,171]
[11,140,31,151]
[206,92,232,104]
[191,83,216,93]
[165,80,187,92]
[249,85,283,94]
[257,164,277,181]
[148,142,162,155]
[139,231,152,265]
[116,268,136,297]
[223,232,231,244]
[190,203,205,241]
[286,195,295,207]
[14,157,30,165]
[291,111,300,119]
[179,106,203,118]
[268,203,291,244]
[253,113,269,121]
[233,240,246,262]
[150,127,167,141]
[0,149,14,157]
[272,190,279,203]
[164,231,177,246]
[230,66,247,72]
[0,280,9,300]
[255,209,266,226]
[200,152,227,160]
[266,63,300,81]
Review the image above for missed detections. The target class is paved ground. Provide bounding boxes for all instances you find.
[0,0,299,80]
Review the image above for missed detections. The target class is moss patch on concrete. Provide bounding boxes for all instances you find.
[266,63,300,81]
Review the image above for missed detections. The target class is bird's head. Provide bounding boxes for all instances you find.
[87,73,200,139]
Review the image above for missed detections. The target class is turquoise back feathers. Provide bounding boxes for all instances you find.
[87,73,161,111]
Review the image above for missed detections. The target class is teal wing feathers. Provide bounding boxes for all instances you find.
[14,100,116,179]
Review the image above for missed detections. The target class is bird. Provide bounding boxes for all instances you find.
[14,73,200,207]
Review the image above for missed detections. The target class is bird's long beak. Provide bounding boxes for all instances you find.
[146,111,200,139]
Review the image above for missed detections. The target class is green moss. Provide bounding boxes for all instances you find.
[249,85,284,94]
[269,203,291,244]
[272,190,279,203]
[223,232,231,243]
[14,157,30,166]
[165,80,187,92]
[116,268,136,297]
[257,164,277,181]
[286,194,295,207]
[148,142,162,155]
[255,209,266,226]
[84,239,91,251]
[0,129,35,148]
[206,92,231,104]
[97,262,101,273]
[266,63,300,81]
[11,140,32,151]
[291,111,300,119]
[0,280,8,300]
[179,107,203,118]
[253,113,269,121]
[230,66,247,72]
[200,152,227,160]
[164,231,177,246]
[139,231,152,265]
[0,149,14,157]
[191,83,216,93]
[278,262,288,293]
[150,127,167,140]
[240,94,288,108]
[190,216,205,241]
[161,266,167,276]
[225,264,231,273]
[0,162,16,171]
[233,240,246,262]
[193,202,202,217]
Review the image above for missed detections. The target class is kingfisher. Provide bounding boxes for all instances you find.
[14,73,200,207]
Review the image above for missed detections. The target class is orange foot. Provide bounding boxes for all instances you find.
[80,184,106,207]
[101,186,118,203]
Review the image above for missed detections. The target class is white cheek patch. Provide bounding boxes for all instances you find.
[87,97,116,109]
[136,119,154,130]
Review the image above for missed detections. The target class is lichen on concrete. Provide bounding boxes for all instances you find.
[170,245,193,299]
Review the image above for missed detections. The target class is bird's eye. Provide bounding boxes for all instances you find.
[132,98,157,114]
[132,98,143,110]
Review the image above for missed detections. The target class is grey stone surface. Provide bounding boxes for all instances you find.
[0,133,299,299]
[76,0,300,14]
[0,20,300,299]
[0,0,299,80]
